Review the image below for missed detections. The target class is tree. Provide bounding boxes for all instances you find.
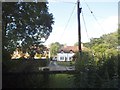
[118,27,120,44]
[49,42,63,57]
[2,2,54,54]
[84,31,118,49]
[74,30,119,88]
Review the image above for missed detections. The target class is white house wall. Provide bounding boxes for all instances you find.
[57,53,75,61]
[67,53,74,61]
[57,53,65,61]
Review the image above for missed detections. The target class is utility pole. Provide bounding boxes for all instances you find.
[77,0,82,55]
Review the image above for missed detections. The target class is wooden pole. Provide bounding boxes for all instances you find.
[77,0,82,55]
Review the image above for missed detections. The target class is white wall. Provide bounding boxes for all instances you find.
[57,52,74,61]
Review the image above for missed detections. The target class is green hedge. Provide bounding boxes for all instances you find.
[74,51,119,88]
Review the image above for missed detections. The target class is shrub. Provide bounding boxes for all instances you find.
[74,50,119,88]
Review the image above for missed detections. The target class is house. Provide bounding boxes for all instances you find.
[11,48,23,59]
[57,46,79,61]
[11,45,50,59]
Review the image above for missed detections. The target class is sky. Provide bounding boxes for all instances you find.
[44,0,119,46]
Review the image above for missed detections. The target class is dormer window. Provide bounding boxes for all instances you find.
[61,50,64,54]
[70,50,73,53]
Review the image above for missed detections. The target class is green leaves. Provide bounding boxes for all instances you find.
[3,2,54,53]
[50,42,63,57]
[74,30,119,88]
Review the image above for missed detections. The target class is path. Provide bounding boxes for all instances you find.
[5,60,75,74]
[39,61,75,72]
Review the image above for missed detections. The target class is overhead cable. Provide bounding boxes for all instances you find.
[81,10,90,41]
[83,0,105,34]
[59,3,77,40]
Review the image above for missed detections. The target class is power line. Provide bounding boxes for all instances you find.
[81,10,90,41]
[83,0,105,34]
[81,8,96,59]
[83,1,111,59]
[59,3,77,41]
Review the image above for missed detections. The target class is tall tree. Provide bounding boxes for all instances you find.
[83,31,118,58]
[49,42,63,57]
[2,2,54,53]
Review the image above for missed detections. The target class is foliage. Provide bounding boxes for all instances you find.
[3,74,45,88]
[74,51,119,88]
[118,28,120,44]
[2,2,54,53]
[49,42,64,57]
[74,30,119,88]
[74,51,97,88]
[3,73,75,88]
[83,31,118,59]
[84,31,118,49]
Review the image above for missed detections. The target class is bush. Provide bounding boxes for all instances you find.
[74,50,119,88]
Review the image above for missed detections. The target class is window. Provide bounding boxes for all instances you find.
[60,57,64,60]
[69,57,73,61]
[61,50,64,54]
[65,57,67,60]
[70,50,73,53]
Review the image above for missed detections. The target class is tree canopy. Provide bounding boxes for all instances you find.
[49,42,64,57]
[2,2,54,53]
[74,30,119,88]
[83,30,118,58]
